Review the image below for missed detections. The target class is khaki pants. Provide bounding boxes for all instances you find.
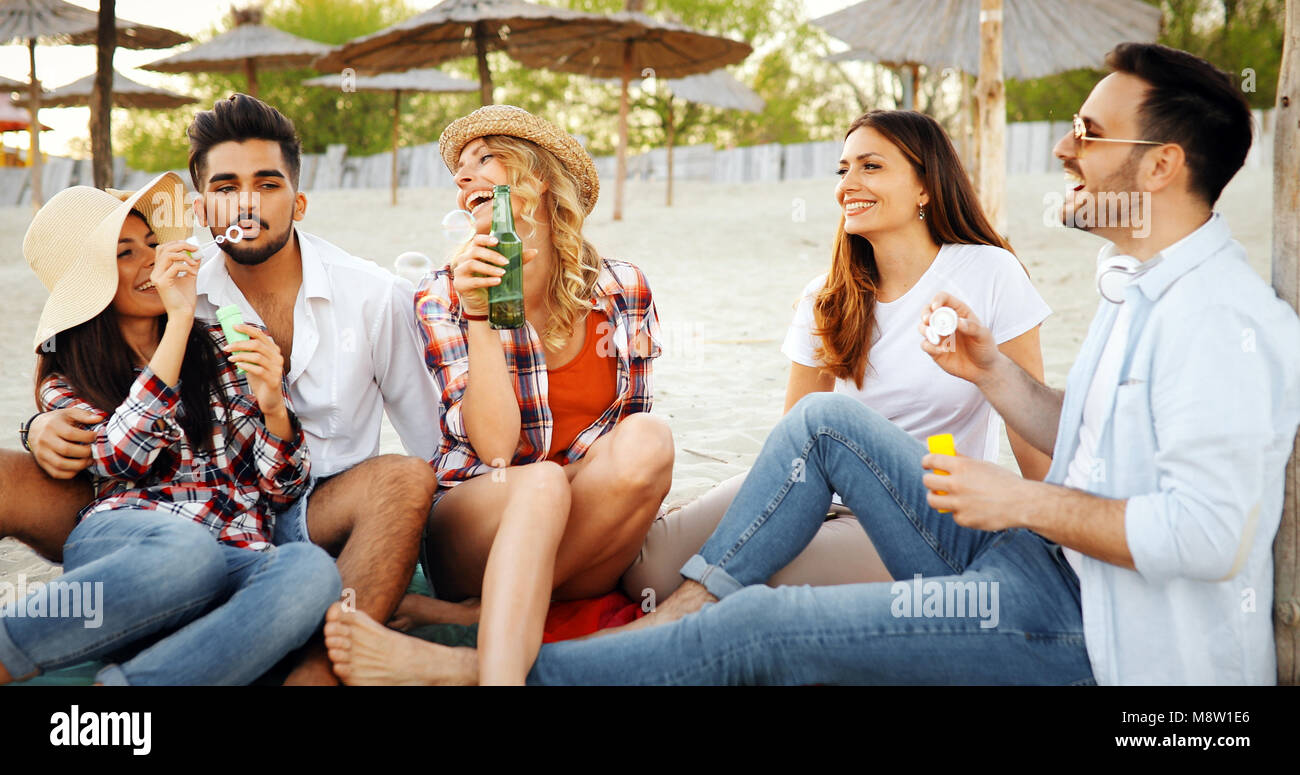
[620,471,893,601]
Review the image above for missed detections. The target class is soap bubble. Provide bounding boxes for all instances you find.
[442,209,477,243]
[394,252,434,285]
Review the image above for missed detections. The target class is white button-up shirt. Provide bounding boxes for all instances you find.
[1047,214,1300,685]
[196,229,441,478]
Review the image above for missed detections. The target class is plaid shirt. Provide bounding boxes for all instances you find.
[39,325,310,551]
[415,257,661,487]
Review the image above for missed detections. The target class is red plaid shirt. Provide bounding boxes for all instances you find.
[415,258,661,487]
[38,325,310,551]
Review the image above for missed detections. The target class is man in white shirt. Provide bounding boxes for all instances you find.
[18,94,442,685]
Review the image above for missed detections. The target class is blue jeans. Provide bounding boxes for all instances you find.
[528,393,1095,685]
[0,508,341,685]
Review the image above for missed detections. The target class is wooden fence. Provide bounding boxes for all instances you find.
[0,110,1274,203]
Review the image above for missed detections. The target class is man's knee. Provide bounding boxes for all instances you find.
[364,455,438,519]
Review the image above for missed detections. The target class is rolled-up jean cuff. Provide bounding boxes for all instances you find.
[0,619,38,679]
[679,554,744,599]
[95,664,130,686]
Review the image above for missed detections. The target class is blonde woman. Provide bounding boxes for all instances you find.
[324,106,671,686]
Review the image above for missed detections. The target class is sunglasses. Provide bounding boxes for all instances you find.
[1072,114,1164,158]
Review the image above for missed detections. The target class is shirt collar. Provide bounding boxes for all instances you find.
[1097,213,1230,302]
[590,258,621,308]
[297,231,332,302]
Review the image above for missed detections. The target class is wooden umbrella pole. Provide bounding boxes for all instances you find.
[245,58,258,98]
[27,38,43,210]
[665,95,675,207]
[975,0,1006,235]
[1273,0,1299,686]
[391,89,401,206]
[475,23,493,106]
[614,41,631,221]
[91,0,116,189]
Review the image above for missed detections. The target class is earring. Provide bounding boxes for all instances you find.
[918,205,926,221]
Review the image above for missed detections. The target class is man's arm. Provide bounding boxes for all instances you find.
[919,292,1062,455]
[374,277,444,462]
[972,353,1064,456]
[919,454,1133,568]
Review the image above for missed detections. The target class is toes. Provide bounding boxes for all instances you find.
[325,601,346,623]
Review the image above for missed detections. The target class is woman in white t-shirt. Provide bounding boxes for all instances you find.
[622,109,1052,601]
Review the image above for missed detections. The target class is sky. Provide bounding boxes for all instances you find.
[1,0,860,156]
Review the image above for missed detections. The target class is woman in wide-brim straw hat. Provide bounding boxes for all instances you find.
[322,104,673,686]
[0,174,340,686]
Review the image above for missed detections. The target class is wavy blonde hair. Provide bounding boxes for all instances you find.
[475,134,601,350]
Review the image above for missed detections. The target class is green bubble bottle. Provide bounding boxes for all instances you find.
[488,184,525,329]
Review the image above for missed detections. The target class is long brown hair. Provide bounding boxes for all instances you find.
[814,110,1013,388]
[34,214,228,451]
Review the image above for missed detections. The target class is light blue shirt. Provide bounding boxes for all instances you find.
[1045,213,1300,685]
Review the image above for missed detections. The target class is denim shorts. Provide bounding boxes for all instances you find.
[272,478,319,546]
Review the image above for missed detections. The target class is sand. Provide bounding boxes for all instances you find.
[0,168,1275,585]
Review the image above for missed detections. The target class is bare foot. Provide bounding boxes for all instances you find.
[579,580,717,640]
[282,641,340,686]
[324,603,478,685]
[388,593,481,630]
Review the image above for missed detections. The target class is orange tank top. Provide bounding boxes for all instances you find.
[546,310,618,462]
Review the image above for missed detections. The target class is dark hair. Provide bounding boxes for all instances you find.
[35,215,229,451]
[187,93,302,190]
[1105,42,1253,206]
[814,110,1013,388]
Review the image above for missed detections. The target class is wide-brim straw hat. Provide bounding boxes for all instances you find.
[438,104,600,216]
[25,172,191,352]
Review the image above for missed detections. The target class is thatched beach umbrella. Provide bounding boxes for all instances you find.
[604,68,763,206]
[312,0,618,108]
[302,68,477,205]
[16,67,194,109]
[1,90,50,132]
[814,0,1160,233]
[814,0,1161,80]
[512,7,752,220]
[141,7,332,99]
[660,70,762,207]
[0,0,189,205]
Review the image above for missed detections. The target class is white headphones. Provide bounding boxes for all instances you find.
[1096,254,1162,304]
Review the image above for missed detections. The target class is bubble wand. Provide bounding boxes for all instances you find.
[179,224,246,277]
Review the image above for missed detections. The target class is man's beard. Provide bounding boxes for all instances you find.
[1065,149,1144,233]
[220,223,293,265]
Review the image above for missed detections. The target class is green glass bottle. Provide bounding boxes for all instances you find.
[488,184,525,329]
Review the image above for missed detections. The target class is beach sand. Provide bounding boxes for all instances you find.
[0,168,1273,585]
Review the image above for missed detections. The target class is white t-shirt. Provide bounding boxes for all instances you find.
[781,242,1051,462]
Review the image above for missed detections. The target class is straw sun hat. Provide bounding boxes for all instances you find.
[25,172,191,352]
[438,104,600,215]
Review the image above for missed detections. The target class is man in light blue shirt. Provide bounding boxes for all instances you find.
[320,43,1300,686]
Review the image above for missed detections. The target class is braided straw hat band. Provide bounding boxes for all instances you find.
[25,171,190,352]
[438,105,600,216]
